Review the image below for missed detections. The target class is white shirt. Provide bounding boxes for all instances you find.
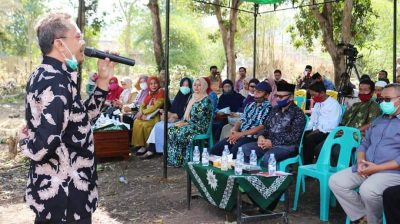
[307,96,342,133]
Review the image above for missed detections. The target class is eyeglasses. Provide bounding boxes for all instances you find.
[249,85,256,88]
[274,94,290,99]
[382,96,400,102]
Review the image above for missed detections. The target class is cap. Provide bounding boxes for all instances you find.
[255,81,272,93]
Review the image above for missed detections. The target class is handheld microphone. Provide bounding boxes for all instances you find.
[84,47,135,66]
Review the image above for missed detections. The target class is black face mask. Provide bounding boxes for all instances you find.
[223,89,233,95]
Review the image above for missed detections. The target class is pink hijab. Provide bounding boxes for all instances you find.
[106,76,124,102]
[265,77,277,106]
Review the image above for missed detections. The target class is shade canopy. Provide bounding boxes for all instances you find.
[242,0,284,4]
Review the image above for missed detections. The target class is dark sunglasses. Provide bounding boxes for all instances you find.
[249,85,257,88]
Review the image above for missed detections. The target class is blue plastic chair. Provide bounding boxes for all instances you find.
[188,117,214,161]
[293,126,361,221]
[294,96,307,111]
[278,115,309,201]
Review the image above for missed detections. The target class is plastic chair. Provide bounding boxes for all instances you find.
[188,117,214,161]
[295,89,307,97]
[278,115,309,201]
[294,96,307,111]
[293,126,361,221]
[327,90,339,100]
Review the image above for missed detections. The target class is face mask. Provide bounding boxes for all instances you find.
[223,88,233,95]
[358,93,372,103]
[249,92,255,97]
[312,94,324,103]
[277,98,291,108]
[380,100,398,115]
[139,82,148,90]
[180,86,191,95]
[376,93,382,99]
[59,40,78,70]
[109,83,118,91]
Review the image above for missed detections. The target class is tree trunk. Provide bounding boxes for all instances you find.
[213,0,241,81]
[148,0,164,72]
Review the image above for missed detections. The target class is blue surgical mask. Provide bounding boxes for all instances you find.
[180,86,191,95]
[277,98,291,108]
[380,101,398,115]
[60,40,78,70]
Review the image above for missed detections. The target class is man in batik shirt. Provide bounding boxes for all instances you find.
[19,13,115,224]
[241,82,306,167]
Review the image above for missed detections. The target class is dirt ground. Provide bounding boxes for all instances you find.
[0,102,346,224]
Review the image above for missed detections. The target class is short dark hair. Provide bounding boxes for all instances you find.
[239,67,246,72]
[311,72,322,80]
[359,79,375,93]
[274,69,281,74]
[210,65,217,71]
[360,74,371,81]
[308,81,326,93]
[249,78,259,86]
[305,65,312,70]
[380,70,388,77]
[384,83,400,96]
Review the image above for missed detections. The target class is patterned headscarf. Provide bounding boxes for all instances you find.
[143,76,164,106]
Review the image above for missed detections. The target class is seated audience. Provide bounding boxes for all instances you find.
[208,65,222,93]
[132,77,164,152]
[383,185,400,224]
[241,82,306,167]
[167,78,213,167]
[203,77,218,114]
[210,81,272,158]
[213,79,245,141]
[302,82,342,165]
[329,84,400,224]
[106,76,124,104]
[274,69,288,85]
[142,78,193,159]
[113,77,134,108]
[378,69,390,84]
[374,80,387,104]
[239,77,251,97]
[312,72,336,91]
[264,77,278,106]
[235,67,247,92]
[242,78,260,107]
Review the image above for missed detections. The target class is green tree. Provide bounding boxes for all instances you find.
[287,0,377,86]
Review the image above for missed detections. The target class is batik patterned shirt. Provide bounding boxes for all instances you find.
[21,56,108,223]
[260,104,306,147]
[240,100,271,132]
[341,100,381,129]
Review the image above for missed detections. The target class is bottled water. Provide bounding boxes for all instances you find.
[249,150,257,166]
[237,147,244,163]
[268,153,277,176]
[221,145,229,171]
[235,147,244,175]
[193,146,200,164]
[202,148,209,166]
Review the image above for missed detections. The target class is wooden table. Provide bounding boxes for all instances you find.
[93,130,130,160]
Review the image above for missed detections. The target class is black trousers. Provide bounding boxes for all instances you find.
[210,136,255,159]
[383,185,400,224]
[35,215,91,224]
[302,130,329,165]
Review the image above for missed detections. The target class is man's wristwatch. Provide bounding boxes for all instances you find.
[19,138,29,146]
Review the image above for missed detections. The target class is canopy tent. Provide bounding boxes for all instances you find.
[161,0,398,178]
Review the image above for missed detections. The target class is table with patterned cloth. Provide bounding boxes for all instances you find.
[184,162,293,223]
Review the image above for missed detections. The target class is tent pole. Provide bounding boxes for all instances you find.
[394,0,397,82]
[163,0,170,179]
[253,4,259,79]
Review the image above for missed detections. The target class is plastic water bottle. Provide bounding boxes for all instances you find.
[237,147,244,163]
[221,145,229,171]
[250,150,257,166]
[193,146,200,164]
[268,154,277,176]
[235,147,244,175]
[202,148,209,166]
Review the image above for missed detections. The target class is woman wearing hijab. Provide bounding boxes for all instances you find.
[264,76,278,107]
[203,77,218,115]
[140,78,193,159]
[131,76,164,152]
[239,77,251,97]
[106,76,124,103]
[213,79,245,141]
[113,77,134,108]
[167,78,213,167]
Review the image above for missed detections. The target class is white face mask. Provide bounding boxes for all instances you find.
[139,82,148,90]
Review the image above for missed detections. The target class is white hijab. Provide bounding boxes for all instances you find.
[183,78,208,121]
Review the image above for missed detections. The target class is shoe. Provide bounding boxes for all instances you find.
[136,147,147,155]
[140,151,155,160]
